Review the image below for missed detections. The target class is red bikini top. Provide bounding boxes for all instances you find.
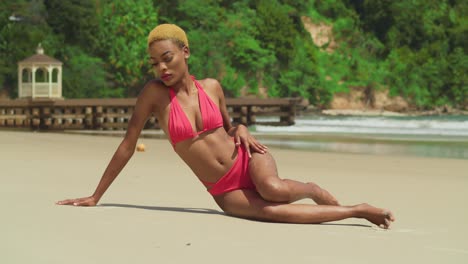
[168,77,224,147]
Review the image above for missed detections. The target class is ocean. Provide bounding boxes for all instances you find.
[252,115,468,159]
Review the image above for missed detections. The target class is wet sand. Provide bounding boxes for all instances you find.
[1,130,467,263]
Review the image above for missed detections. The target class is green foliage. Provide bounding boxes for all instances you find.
[62,46,110,98]
[379,0,467,108]
[44,0,99,52]
[220,65,246,97]
[220,1,275,95]
[447,48,468,105]
[311,0,354,20]
[0,0,62,97]
[96,0,158,97]
[308,0,467,109]
[0,0,465,110]
[313,50,349,105]
[166,1,227,80]
[277,38,316,99]
[385,49,432,107]
[255,0,298,64]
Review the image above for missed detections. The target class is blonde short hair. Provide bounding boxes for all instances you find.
[147,24,189,48]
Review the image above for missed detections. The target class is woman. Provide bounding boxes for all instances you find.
[57,24,395,229]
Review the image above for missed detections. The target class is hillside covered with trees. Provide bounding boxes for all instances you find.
[0,0,466,110]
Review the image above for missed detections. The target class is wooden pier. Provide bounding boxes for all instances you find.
[0,97,302,130]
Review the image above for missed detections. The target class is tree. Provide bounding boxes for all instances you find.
[0,0,62,97]
[96,0,159,97]
[62,46,109,98]
[44,0,99,52]
[255,0,298,64]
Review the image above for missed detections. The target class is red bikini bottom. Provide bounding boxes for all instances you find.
[200,144,256,196]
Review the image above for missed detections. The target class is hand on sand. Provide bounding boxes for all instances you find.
[56,196,98,207]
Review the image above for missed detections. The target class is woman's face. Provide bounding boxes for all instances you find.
[148,39,189,86]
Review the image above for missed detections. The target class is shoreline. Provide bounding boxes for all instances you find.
[38,126,466,143]
[3,109,468,160]
[309,108,468,117]
[55,127,468,144]
[17,129,468,160]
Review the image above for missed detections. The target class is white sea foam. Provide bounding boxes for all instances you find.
[255,116,468,137]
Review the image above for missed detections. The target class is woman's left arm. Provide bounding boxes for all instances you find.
[213,79,268,158]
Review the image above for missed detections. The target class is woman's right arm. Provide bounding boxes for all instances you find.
[57,84,156,206]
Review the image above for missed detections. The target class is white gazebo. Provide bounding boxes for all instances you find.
[18,44,63,99]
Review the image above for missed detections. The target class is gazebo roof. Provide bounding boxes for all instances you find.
[19,53,62,64]
[18,44,62,65]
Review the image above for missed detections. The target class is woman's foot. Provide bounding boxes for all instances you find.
[307,182,340,206]
[355,203,395,229]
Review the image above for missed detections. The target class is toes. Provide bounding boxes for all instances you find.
[379,220,390,229]
[384,218,391,228]
[384,211,396,222]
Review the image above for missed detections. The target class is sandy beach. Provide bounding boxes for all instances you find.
[1,130,467,263]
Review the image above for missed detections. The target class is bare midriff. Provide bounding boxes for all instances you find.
[173,127,238,184]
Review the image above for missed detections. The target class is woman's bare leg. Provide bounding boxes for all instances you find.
[249,152,339,205]
[286,180,340,205]
[214,190,395,228]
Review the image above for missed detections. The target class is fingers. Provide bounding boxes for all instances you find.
[250,142,264,154]
[233,126,267,157]
[251,141,267,154]
[241,138,252,158]
[260,143,268,151]
[385,218,391,228]
[56,199,75,205]
[387,211,396,222]
[73,200,93,206]
[246,136,268,154]
[239,137,269,158]
[56,197,96,207]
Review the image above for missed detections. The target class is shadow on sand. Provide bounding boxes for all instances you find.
[99,203,372,228]
[99,203,224,215]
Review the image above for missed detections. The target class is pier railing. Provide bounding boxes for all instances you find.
[0,97,302,130]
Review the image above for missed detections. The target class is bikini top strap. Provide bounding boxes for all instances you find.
[192,76,203,92]
[169,87,176,100]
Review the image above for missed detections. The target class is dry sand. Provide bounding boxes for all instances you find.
[1,130,467,263]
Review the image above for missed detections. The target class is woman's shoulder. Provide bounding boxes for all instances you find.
[197,78,222,93]
[144,79,167,91]
[135,79,170,108]
[140,79,169,97]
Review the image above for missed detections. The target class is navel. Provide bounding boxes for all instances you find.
[216,158,225,165]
